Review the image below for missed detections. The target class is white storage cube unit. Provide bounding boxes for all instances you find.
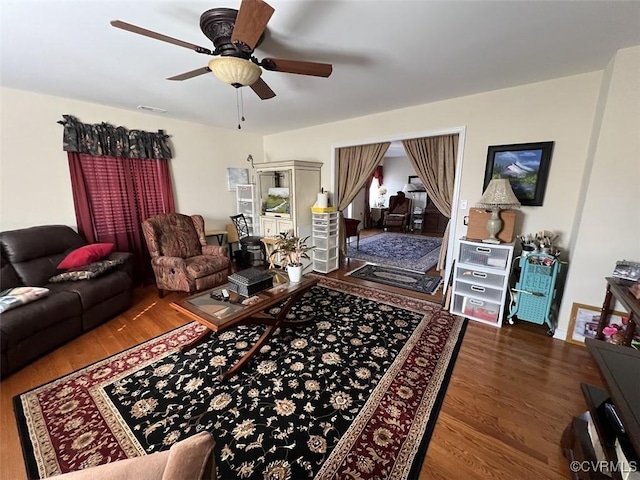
[450,239,514,328]
[236,184,260,236]
[312,212,339,273]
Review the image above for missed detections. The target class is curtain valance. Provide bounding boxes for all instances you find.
[58,115,173,160]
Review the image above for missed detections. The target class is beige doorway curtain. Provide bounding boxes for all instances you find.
[336,142,391,256]
[402,134,458,271]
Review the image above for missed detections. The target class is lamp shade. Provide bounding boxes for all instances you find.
[403,183,419,193]
[477,179,521,209]
[208,57,261,87]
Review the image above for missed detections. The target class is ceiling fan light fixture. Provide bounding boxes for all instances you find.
[208,57,261,87]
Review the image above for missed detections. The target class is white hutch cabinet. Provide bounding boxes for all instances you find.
[255,160,322,239]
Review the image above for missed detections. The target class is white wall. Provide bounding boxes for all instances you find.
[0,87,264,231]
[264,72,602,247]
[262,68,635,336]
[347,154,424,219]
[382,156,414,205]
[557,46,640,337]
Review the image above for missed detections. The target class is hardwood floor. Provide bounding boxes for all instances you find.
[0,250,601,479]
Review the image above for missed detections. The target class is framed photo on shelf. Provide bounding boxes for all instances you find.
[566,302,627,346]
[483,141,554,206]
[226,167,249,192]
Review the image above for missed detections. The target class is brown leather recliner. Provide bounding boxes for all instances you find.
[0,225,134,378]
[383,192,412,231]
[142,213,231,297]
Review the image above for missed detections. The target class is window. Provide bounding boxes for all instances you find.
[68,153,175,283]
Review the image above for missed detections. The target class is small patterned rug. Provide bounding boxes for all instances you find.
[15,276,465,480]
[347,232,442,272]
[347,264,442,295]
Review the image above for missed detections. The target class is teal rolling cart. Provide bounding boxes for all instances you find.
[507,253,561,335]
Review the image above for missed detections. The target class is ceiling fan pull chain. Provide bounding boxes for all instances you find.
[240,88,246,122]
[236,89,241,130]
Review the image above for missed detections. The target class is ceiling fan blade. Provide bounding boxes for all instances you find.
[167,67,211,81]
[110,20,213,55]
[231,0,275,52]
[261,58,332,77]
[250,77,276,100]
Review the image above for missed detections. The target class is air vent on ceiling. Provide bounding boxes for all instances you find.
[137,105,167,113]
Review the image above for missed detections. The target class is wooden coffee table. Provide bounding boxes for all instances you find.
[170,275,318,379]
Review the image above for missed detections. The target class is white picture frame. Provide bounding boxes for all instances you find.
[227,168,249,192]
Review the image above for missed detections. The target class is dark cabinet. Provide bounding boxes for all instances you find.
[421,198,448,234]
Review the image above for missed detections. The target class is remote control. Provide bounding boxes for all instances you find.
[221,289,230,301]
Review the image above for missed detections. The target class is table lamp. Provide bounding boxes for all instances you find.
[403,182,419,200]
[476,179,521,244]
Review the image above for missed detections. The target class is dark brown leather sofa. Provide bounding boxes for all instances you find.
[0,225,134,378]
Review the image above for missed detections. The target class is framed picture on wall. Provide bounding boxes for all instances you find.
[483,141,554,206]
[566,302,628,346]
[407,175,426,192]
[226,167,249,192]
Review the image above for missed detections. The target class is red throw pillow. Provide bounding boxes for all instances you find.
[57,243,114,270]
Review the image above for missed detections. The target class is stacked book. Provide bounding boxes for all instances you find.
[228,268,273,297]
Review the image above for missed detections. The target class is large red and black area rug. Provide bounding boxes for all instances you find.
[15,276,466,479]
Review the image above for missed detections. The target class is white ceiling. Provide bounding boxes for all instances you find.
[1,1,639,134]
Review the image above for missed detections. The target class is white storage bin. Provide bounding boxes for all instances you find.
[314,249,329,261]
[314,259,329,271]
[314,236,337,249]
[238,201,253,215]
[463,297,500,323]
[451,238,514,328]
[312,213,337,221]
[313,224,338,233]
[452,295,500,323]
[458,242,510,270]
[456,282,503,303]
[236,185,254,200]
[454,266,505,290]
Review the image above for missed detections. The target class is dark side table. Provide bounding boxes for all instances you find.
[596,277,640,346]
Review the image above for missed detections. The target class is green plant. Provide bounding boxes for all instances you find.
[270,231,315,267]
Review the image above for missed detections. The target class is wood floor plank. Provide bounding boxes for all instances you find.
[0,249,598,479]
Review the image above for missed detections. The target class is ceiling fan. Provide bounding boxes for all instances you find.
[111,0,333,100]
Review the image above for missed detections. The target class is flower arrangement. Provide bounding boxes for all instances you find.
[376,185,388,207]
[269,231,315,267]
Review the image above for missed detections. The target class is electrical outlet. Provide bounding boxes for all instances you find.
[460,199,468,210]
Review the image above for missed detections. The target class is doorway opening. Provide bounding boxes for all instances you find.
[331,127,466,290]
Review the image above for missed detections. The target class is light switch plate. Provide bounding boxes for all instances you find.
[460,199,468,210]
